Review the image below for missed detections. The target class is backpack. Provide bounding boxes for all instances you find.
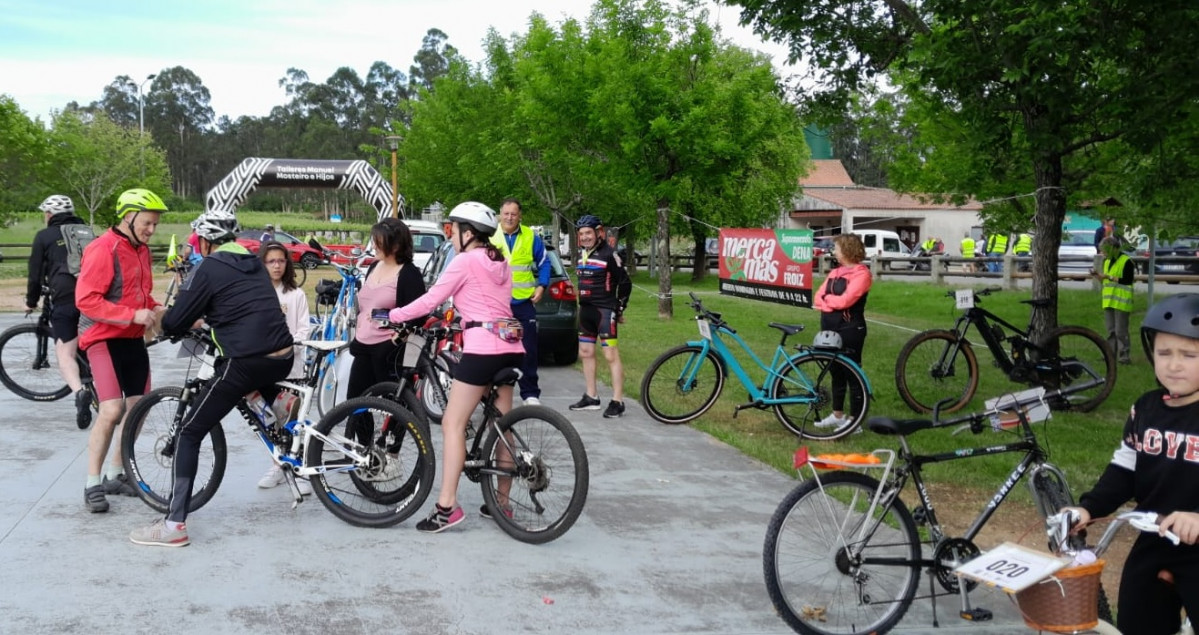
[60,224,97,276]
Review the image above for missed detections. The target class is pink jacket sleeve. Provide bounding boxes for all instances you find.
[814,265,871,312]
[388,256,464,323]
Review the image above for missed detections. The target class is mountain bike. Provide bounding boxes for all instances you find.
[309,251,364,416]
[362,310,460,426]
[379,320,589,544]
[894,287,1116,414]
[121,328,435,528]
[640,292,873,440]
[762,383,1112,635]
[0,286,96,415]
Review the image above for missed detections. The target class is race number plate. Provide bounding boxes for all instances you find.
[697,319,711,340]
[954,542,1070,594]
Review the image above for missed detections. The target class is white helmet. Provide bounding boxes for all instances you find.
[812,330,844,350]
[192,209,241,244]
[448,201,498,237]
[38,195,74,216]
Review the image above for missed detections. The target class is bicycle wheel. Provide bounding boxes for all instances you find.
[764,471,921,635]
[316,352,339,417]
[0,323,71,401]
[121,386,227,514]
[894,329,978,414]
[1029,467,1114,623]
[417,355,452,425]
[479,405,589,544]
[1035,326,1116,413]
[771,351,870,440]
[363,381,428,427]
[639,344,725,424]
[306,396,434,528]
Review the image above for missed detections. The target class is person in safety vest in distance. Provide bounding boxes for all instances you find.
[1012,231,1032,272]
[1094,236,1134,365]
[491,198,550,406]
[985,231,1009,273]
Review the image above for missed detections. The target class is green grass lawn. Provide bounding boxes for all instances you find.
[612,271,1158,503]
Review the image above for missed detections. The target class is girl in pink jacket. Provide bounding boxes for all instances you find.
[389,202,524,533]
[812,234,872,430]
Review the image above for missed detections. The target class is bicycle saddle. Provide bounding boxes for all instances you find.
[768,323,805,336]
[866,416,935,436]
[491,367,522,386]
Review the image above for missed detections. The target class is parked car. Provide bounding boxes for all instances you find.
[852,229,908,269]
[423,245,579,365]
[1057,229,1098,276]
[1150,236,1199,281]
[235,229,324,269]
[403,219,445,270]
[813,237,834,259]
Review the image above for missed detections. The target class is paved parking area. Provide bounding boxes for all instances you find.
[0,312,1028,634]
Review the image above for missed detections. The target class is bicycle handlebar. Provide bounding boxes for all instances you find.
[944,286,1002,300]
[686,292,733,332]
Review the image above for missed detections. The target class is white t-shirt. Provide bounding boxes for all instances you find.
[275,283,312,379]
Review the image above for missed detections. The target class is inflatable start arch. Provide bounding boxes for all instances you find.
[205,157,403,221]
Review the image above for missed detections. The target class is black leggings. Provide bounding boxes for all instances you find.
[167,355,292,523]
[1117,536,1199,634]
[830,324,866,414]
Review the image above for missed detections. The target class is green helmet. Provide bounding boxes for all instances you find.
[115,188,168,218]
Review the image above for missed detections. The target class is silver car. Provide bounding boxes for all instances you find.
[1057,229,1098,275]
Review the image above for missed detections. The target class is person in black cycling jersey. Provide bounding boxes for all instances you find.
[25,194,92,429]
[129,209,294,548]
[568,214,631,418]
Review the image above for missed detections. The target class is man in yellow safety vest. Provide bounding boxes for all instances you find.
[960,233,976,273]
[492,198,551,404]
[1095,236,1133,364]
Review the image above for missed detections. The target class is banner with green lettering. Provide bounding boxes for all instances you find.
[717,228,814,307]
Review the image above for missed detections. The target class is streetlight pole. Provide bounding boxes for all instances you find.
[385,135,401,218]
[137,74,156,135]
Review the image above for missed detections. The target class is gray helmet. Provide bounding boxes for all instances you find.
[448,201,498,238]
[192,209,241,244]
[812,330,843,350]
[38,195,74,215]
[1141,293,1199,363]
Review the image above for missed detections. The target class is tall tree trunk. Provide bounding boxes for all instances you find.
[657,199,673,319]
[1029,153,1066,341]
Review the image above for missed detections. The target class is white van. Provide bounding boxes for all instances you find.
[852,229,908,268]
[403,219,445,270]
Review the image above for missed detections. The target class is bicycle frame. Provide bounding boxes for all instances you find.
[683,318,871,407]
[946,305,1029,377]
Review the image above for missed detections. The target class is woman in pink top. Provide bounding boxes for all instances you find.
[388,202,524,533]
[812,234,872,431]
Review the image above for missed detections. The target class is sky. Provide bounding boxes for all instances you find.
[0,0,796,123]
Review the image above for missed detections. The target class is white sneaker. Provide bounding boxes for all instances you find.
[257,464,285,489]
[523,397,541,406]
[815,413,847,429]
[296,478,313,496]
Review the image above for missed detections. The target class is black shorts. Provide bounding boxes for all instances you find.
[454,352,525,387]
[85,337,150,402]
[50,303,81,342]
[579,305,618,345]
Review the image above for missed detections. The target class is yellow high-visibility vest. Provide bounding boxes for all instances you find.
[1102,255,1133,312]
[961,237,975,258]
[491,225,538,300]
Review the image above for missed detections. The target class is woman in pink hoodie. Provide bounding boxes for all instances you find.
[388,202,525,533]
[812,234,872,430]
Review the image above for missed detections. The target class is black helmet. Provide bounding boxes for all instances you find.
[576,214,602,230]
[1141,293,1199,363]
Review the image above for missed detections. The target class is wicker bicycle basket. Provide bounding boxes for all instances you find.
[1014,559,1105,633]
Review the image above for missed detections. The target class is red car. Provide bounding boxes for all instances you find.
[235,230,324,269]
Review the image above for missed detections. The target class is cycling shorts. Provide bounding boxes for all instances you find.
[579,305,618,346]
[454,352,525,387]
[49,303,81,343]
[86,337,150,402]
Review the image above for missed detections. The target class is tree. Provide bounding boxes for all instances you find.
[729,0,1199,335]
[0,95,51,220]
[143,66,215,198]
[410,28,461,94]
[48,110,171,227]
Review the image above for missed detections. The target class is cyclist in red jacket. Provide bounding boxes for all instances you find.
[75,189,167,514]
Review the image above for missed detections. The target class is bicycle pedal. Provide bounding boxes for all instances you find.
[959,607,992,622]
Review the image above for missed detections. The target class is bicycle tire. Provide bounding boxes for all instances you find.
[1030,468,1114,623]
[417,355,452,425]
[895,329,978,414]
[315,352,340,417]
[121,386,228,514]
[294,265,308,288]
[764,471,921,635]
[771,351,869,440]
[0,322,71,401]
[1034,326,1116,413]
[479,405,589,544]
[363,381,428,427]
[639,344,725,424]
[306,396,434,528]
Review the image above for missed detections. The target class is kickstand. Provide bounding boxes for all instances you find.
[283,472,304,509]
[928,570,939,628]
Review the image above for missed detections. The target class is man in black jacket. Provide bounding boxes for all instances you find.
[25,195,92,429]
[129,209,294,548]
